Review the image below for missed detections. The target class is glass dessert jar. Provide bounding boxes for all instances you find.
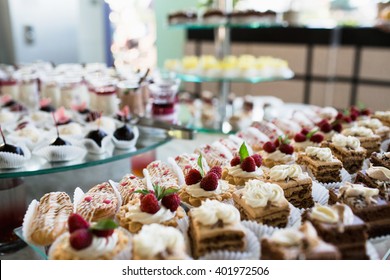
[40,73,61,107]
[117,80,145,117]
[93,84,120,116]
[58,76,88,109]
[19,73,39,110]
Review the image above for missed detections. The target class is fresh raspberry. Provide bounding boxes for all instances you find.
[69,229,93,250]
[294,133,307,143]
[332,123,343,133]
[320,122,332,133]
[317,119,329,127]
[92,229,114,238]
[240,156,256,172]
[273,138,280,147]
[263,141,276,153]
[279,143,294,155]
[336,112,344,120]
[350,112,358,121]
[185,169,202,185]
[343,116,352,123]
[251,154,262,167]
[68,213,90,233]
[350,106,360,114]
[161,193,181,212]
[140,193,160,214]
[200,172,219,191]
[230,156,241,167]
[361,108,371,116]
[310,133,324,143]
[209,166,222,179]
[301,128,310,135]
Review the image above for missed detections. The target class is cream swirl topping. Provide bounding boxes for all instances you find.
[358,119,383,129]
[342,127,374,137]
[186,180,230,198]
[311,204,354,225]
[305,147,333,161]
[66,231,118,258]
[339,183,379,204]
[331,134,360,150]
[366,166,390,182]
[123,204,175,224]
[269,164,304,181]
[133,224,185,259]
[264,150,294,162]
[191,199,240,226]
[270,228,304,246]
[242,180,284,208]
[227,165,263,178]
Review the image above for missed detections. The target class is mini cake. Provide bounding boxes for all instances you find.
[133,224,189,260]
[372,110,390,127]
[316,119,343,141]
[23,192,73,246]
[202,9,227,25]
[117,174,147,205]
[168,10,197,24]
[266,164,314,209]
[146,160,180,190]
[188,199,246,259]
[233,179,290,228]
[321,134,366,174]
[271,118,301,139]
[116,184,185,234]
[261,137,295,168]
[76,182,120,222]
[261,222,341,260]
[358,118,389,141]
[179,157,235,207]
[236,127,270,152]
[218,136,250,156]
[173,153,210,176]
[49,214,131,260]
[251,121,284,142]
[195,142,233,167]
[329,183,390,238]
[297,147,342,184]
[292,128,324,152]
[355,165,390,200]
[292,111,316,130]
[342,127,381,157]
[229,10,277,25]
[302,204,368,260]
[222,142,264,186]
[370,152,390,170]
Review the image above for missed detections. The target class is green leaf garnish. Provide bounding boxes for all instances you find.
[239,142,249,161]
[357,102,366,110]
[306,129,318,139]
[197,154,204,177]
[134,189,150,195]
[162,188,178,197]
[153,184,163,200]
[90,219,118,231]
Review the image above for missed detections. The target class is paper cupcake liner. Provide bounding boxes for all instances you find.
[7,131,46,150]
[22,199,39,245]
[176,216,193,257]
[380,138,390,153]
[73,187,85,213]
[33,144,87,162]
[0,144,31,169]
[366,241,380,260]
[111,126,139,150]
[311,181,329,206]
[80,134,112,154]
[241,220,278,240]
[362,158,371,171]
[287,203,302,228]
[199,228,260,260]
[47,125,86,141]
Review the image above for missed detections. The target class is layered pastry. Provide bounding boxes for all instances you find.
[271,118,301,138]
[251,121,284,142]
[342,127,381,157]
[233,179,290,228]
[297,147,342,184]
[179,161,235,207]
[23,192,73,246]
[49,215,131,260]
[355,165,390,200]
[188,199,246,259]
[195,142,233,167]
[291,111,316,130]
[76,182,120,222]
[266,164,314,209]
[236,127,270,152]
[133,224,189,260]
[146,160,180,190]
[221,143,264,186]
[261,222,341,260]
[321,134,366,174]
[168,10,197,24]
[370,152,390,170]
[292,128,324,152]
[218,135,250,156]
[372,111,390,127]
[302,204,369,260]
[173,153,210,176]
[261,137,295,168]
[329,183,390,238]
[116,184,185,234]
[357,118,389,141]
[117,174,147,205]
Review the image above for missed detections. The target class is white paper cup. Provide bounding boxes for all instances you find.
[111,126,139,150]
[0,144,31,169]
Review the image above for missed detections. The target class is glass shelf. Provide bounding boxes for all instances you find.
[168,21,287,30]
[0,127,171,179]
[175,71,294,83]
[14,227,48,260]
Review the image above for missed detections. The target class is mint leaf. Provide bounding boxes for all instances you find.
[162,188,178,198]
[306,129,318,139]
[357,101,365,110]
[90,219,118,231]
[134,189,150,195]
[153,184,162,200]
[239,142,249,161]
[197,154,204,177]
